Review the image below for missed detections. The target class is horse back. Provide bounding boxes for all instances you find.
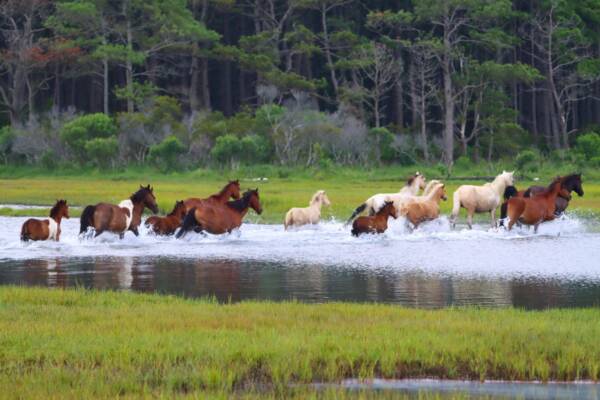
[21,218,49,241]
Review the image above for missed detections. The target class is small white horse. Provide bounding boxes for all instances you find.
[346,172,426,224]
[284,190,331,229]
[450,171,515,229]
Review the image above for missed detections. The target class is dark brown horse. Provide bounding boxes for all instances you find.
[183,180,241,213]
[80,185,159,238]
[21,200,69,242]
[145,200,186,236]
[351,201,397,236]
[506,177,571,233]
[176,189,262,238]
[500,173,583,224]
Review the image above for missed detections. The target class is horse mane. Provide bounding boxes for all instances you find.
[217,180,239,196]
[49,199,66,218]
[561,173,581,189]
[378,201,395,215]
[406,176,415,186]
[309,190,325,205]
[131,185,153,203]
[167,201,184,216]
[503,186,518,200]
[531,176,562,196]
[228,189,257,211]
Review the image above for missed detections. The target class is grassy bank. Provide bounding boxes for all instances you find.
[0,287,598,398]
[0,165,598,223]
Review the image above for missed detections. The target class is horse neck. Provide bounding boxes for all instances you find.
[215,186,234,202]
[490,176,508,195]
[131,200,145,219]
[404,181,420,195]
[309,199,322,211]
[227,196,251,216]
[51,212,63,224]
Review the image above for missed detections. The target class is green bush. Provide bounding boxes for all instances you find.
[61,114,116,161]
[149,136,186,171]
[84,137,119,169]
[454,156,473,171]
[210,134,242,166]
[0,126,14,164]
[240,135,271,164]
[369,127,396,163]
[515,149,539,172]
[575,132,600,160]
[40,150,58,170]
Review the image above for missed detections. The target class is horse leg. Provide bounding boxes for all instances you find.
[119,232,125,239]
[131,227,139,236]
[467,209,474,230]
[490,208,497,228]
[94,230,104,238]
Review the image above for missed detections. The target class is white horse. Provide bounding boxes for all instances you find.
[346,172,426,224]
[450,171,515,229]
[284,190,331,229]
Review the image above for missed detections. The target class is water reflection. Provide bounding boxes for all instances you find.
[1,257,599,309]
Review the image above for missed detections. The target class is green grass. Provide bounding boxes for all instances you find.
[0,287,599,398]
[0,165,598,223]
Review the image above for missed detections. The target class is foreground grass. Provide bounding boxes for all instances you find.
[0,166,597,223]
[0,287,599,398]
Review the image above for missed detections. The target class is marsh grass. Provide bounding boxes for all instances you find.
[0,167,598,223]
[0,287,599,398]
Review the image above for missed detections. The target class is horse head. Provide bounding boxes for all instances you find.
[136,184,159,214]
[51,199,69,220]
[381,201,397,219]
[436,184,448,202]
[501,170,515,187]
[569,173,584,197]
[228,180,241,200]
[171,200,186,218]
[247,188,263,215]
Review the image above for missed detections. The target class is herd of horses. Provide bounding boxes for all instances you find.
[19,171,584,242]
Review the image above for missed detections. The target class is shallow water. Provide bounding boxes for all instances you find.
[1,215,600,308]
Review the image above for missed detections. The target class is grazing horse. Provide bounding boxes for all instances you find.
[145,200,187,236]
[499,173,583,224]
[284,190,331,229]
[346,172,426,224]
[399,183,447,229]
[506,177,571,233]
[80,185,159,238]
[20,200,69,242]
[450,171,515,229]
[351,201,397,236]
[176,189,263,238]
[183,180,241,213]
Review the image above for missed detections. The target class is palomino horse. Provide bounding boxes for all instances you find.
[176,189,263,238]
[80,185,159,238]
[422,179,442,196]
[506,177,571,233]
[399,183,447,229]
[21,199,69,242]
[351,201,397,236]
[346,172,426,224]
[145,200,187,235]
[183,180,241,213]
[499,173,583,224]
[284,190,331,229]
[450,171,514,229]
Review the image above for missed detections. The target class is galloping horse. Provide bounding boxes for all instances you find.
[505,177,571,233]
[145,200,187,235]
[183,180,241,213]
[400,183,447,229]
[284,190,331,229]
[450,171,514,229]
[346,172,426,224]
[80,185,159,238]
[21,199,69,242]
[351,201,397,236]
[176,189,263,238]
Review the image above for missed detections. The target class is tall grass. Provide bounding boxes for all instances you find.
[0,287,599,397]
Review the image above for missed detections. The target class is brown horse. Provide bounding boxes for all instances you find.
[145,200,186,236]
[21,200,69,242]
[183,180,241,213]
[351,201,397,236]
[176,189,262,238]
[500,173,584,225]
[506,177,571,233]
[80,185,159,238]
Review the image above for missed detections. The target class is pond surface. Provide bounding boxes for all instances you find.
[1,215,600,308]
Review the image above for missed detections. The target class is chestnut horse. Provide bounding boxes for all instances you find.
[176,189,263,238]
[21,199,69,242]
[499,173,583,224]
[351,201,397,236]
[400,183,447,229]
[183,180,241,213]
[80,185,159,238]
[506,177,571,233]
[145,200,187,236]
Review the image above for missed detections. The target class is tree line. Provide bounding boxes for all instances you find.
[2,0,600,169]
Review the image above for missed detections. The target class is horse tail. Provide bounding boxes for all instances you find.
[79,205,96,234]
[351,225,359,237]
[284,210,292,230]
[346,203,367,225]
[176,208,198,239]
[20,222,30,242]
[450,190,461,222]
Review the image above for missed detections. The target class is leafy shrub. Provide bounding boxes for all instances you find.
[60,113,116,161]
[40,150,58,170]
[240,135,271,164]
[210,134,242,166]
[369,127,396,163]
[515,149,539,172]
[454,156,473,171]
[84,137,119,168]
[575,132,600,160]
[148,136,186,171]
[0,126,14,164]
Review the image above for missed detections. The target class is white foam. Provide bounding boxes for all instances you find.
[1,215,599,282]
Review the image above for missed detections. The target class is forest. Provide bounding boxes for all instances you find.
[2,0,600,171]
